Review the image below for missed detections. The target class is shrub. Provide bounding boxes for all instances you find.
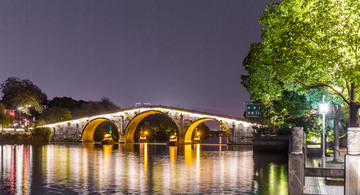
[33,127,52,139]
[276,128,291,135]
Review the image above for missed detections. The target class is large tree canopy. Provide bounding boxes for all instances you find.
[0,77,47,114]
[242,0,360,126]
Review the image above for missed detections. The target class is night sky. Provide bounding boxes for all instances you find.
[0,0,275,117]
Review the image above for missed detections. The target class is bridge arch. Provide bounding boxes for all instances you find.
[184,118,225,143]
[124,110,178,143]
[82,118,119,142]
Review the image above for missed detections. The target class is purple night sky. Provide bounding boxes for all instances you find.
[0,0,275,117]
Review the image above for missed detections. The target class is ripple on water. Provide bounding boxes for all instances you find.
[0,144,288,194]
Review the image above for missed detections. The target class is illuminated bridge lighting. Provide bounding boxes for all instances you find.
[42,106,256,143]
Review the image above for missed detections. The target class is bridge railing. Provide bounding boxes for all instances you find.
[121,105,252,122]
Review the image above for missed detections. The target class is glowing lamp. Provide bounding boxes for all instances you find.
[319,103,329,114]
[319,96,328,168]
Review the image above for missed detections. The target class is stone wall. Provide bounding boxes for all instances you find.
[227,125,254,145]
[50,121,85,142]
[51,134,82,142]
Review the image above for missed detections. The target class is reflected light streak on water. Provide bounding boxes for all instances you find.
[0,144,288,194]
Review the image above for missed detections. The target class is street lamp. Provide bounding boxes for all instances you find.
[319,96,329,168]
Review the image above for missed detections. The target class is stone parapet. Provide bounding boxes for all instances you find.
[288,127,305,195]
[347,127,360,155]
[291,127,304,154]
[345,127,360,194]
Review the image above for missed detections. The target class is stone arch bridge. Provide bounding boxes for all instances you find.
[43,106,255,144]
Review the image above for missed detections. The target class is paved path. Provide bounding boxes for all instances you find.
[303,156,344,195]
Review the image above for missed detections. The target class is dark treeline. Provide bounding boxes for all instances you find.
[0,77,120,126]
[47,96,120,119]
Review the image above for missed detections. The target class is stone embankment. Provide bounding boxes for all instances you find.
[253,135,289,152]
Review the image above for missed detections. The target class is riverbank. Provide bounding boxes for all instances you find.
[0,133,50,144]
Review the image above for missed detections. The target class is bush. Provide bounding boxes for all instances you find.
[276,128,291,135]
[33,127,52,139]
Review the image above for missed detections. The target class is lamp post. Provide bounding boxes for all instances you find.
[319,96,329,168]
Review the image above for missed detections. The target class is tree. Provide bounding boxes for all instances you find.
[242,0,360,127]
[48,96,79,109]
[252,89,325,135]
[1,77,47,115]
[39,107,72,124]
[47,96,120,119]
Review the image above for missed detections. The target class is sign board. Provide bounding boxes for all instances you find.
[246,103,262,117]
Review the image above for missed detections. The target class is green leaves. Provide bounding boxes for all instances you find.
[0,77,47,114]
[242,0,360,127]
[39,107,72,124]
[242,0,360,111]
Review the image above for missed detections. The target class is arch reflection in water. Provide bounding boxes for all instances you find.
[196,144,200,176]
[184,145,192,167]
[0,144,288,194]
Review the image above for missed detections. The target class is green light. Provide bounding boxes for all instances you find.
[109,130,112,134]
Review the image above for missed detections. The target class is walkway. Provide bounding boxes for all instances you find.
[303,155,344,195]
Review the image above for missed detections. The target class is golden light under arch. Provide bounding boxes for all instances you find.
[184,118,221,143]
[124,111,160,143]
[42,106,254,143]
[82,118,116,142]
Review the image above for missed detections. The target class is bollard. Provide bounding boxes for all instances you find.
[345,127,360,195]
[288,127,304,195]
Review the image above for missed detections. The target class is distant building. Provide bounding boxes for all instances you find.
[4,108,31,129]
[4,109,15,117]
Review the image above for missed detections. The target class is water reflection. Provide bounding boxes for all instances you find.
[253,151,288,195]
[0,144,287,194]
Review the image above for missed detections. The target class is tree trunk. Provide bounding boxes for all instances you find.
[349,83,359,127]
[333,103,340,162]
[349,102,359,127]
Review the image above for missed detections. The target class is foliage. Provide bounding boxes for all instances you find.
[48,96,79,109]
[262,91,309,131]
[134,114,177,142]
[40,107,72,124]
[0,77,47,115]
[250,87,348,139]
[33,127,52,139]
[254,90,318,135]
[0,102,13,129]
[47,96,120,119]
[242,0,360,126]
[326,161,344,165]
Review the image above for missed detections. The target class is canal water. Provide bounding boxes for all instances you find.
[0,144,287,194]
